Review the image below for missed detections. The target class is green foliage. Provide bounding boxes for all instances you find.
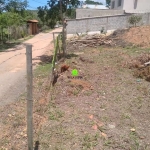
[128,15,142,27]
[37,6,48,26]
[0,1,43,44]
[85,0,103,5]
[37,0,80,27]
[0,0,5,13]
[5,0,28,12]
[0,0,28,13]
[106,0,111,6]
[41,25,50,31]
[66,8,76,19]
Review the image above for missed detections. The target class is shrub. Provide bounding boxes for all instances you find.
[41,25,50,31]
[128,15,142,27]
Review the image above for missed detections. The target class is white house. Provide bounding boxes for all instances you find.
[82,4,108,9]
[111,0,150,13]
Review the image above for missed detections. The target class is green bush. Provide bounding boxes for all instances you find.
[128,15,142,27]
[48,20,56,29]
[41,25,50,31]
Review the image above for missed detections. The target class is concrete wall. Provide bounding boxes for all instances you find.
[76,9,125,18]
[66,13,150,34]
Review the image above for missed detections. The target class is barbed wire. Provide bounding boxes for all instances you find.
[0,43,52,66]
[0,52,25,66]
[0,33,53,56]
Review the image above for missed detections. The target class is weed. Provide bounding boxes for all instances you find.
[34,63,52,78]
[104,139,113,147]
[13,115,25,128]
[37,81,43,86]
[82,133,99,150]
[72,88,80,96]
[129,131,140,150]
[121,113,131,120]
[48,108,64,120]
[84,90,93,96]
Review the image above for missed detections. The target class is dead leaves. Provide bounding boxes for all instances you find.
[38,98,47,105]
[92,124,98,130]
[89,115,93,119]
[70,79,93,91]
[130,128,136,132]
[101,132,107,139]
[88,114,108,139]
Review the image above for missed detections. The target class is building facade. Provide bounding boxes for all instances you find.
[111,0,150,13]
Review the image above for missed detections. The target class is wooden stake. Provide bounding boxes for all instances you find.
[60,0,66,57]
[26,44,33,150]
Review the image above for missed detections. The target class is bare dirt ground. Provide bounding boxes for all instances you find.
[0,28,61,106]
[110,26,150,48]
[0,26,150,150]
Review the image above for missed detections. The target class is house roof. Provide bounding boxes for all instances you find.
[82,4,108,9]
[27,20,38,23]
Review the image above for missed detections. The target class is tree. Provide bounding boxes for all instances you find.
[128,15,142,27]
[0,0,5,13]
[106,0,110,6]
[5,0,28,13]
[85,0,103,5]
[37,0,80,28]
[37,6,48,26]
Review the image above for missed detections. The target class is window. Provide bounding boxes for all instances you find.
[134,0,138,9]
[118,0,122,7]
[112,1,115,9]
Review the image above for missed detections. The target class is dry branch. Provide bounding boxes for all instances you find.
[144,61,150,66]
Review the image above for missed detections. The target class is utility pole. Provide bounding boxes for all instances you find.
[26,44,33,150]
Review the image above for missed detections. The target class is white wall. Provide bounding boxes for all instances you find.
[111,0,150,13]
[123,0,134,11]
[136,0,150,11]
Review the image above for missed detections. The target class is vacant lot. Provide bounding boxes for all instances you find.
[0,26,150,150]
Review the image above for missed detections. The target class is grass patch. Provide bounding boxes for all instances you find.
[123,46,150,56]
[48,108,64,121]
[34,63,52,78]
[82,133,99,150]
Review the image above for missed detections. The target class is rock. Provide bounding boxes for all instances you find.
[108,123,116,129]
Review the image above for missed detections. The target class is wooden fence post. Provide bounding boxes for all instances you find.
[53,32,55,48]
[26,44,33,150]
[60,0,66,57]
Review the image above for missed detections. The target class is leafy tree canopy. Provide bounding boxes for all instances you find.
[37,0,80,28]
[5,0,28,12]
[85,0,103,5]
[106,0,110,6]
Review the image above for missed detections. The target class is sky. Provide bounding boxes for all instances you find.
[27,0,106,10]
[27,0,48,10]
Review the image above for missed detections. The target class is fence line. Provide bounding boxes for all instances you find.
[0,33,53,56]
[26,44,33,150]
[0,43,51,66]
[51,32,63,85]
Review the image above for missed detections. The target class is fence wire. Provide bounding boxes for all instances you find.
[0,33,53,56]
[0,43,51,66]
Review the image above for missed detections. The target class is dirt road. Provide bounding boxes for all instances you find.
[0,28,61,106]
